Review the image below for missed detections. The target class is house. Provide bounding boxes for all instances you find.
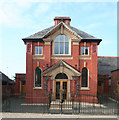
[15,73,26,96]
[111,69,119,100]
[98,56,119,96]
[0,71,14,99]
[22,17,102,103]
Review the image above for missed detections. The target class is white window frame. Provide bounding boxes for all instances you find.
[35,46,43,55]
[34,67,42,88]
[54,35,69,55]
[81,67,89,90]
[81,46,89,55]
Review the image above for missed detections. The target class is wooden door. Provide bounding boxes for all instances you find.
[55,80,68,101]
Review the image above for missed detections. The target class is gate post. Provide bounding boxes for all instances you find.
[117,101,119,116]
[72,92,75,114]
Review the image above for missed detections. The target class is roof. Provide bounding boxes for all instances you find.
[0,71,14,82]
[98,57,119,77]
[111,68,119,72]
[22,22,102,44]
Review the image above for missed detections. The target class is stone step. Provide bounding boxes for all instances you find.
[49,101,73,110]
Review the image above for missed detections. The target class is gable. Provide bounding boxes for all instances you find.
[43,22,81,42]
[43,60,81,80]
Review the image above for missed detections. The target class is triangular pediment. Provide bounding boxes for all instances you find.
[43,60,81,79]
[43,22,82,41]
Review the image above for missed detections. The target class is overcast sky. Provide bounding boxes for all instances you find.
[0,0,117,79]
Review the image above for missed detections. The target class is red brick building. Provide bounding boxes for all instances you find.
[0,71,14,99]
[22,17,102,103]
[15,73,26,96]
[111,69,119,100]
[98,56,119,97]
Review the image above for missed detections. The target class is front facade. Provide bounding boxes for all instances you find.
[22,17,101,103]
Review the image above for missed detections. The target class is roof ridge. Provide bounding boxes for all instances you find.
[22,22,101,44]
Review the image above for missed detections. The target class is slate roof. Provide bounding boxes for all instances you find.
[22,22,102,44]
[23,25,56,39]
[0,71,14,83]
[98,57,119,77]
[65,23,97,39]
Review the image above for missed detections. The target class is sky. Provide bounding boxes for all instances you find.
[0,0,118,79]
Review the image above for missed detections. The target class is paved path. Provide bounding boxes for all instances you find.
[2,113,118,120]
[2,118,118,120]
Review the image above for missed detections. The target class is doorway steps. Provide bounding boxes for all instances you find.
[49,101,72,110]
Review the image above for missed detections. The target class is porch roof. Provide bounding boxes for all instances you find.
[43,60,81,77]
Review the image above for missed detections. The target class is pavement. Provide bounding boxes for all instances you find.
[2,118,118,120]
[1,113,119,120]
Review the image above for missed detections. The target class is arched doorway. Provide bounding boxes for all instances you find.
[55,73,68,101]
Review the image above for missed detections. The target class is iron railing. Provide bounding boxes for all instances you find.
[2,93,119,115]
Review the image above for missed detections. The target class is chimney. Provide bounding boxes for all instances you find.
[54,17,71,25]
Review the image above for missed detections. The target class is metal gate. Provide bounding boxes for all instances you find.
[48,92,118,115]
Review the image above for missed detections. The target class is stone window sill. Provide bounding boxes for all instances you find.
[80,87,90,90]
[33,87,42,90]
[32,55,44,59]
[51,55,72,59]
[79,55,91,60]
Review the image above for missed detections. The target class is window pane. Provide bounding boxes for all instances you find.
[65,36,69,42]
[81,68,88,87]
[81,47,84,55]
[55,36,60,42]
[54,42,59,54]
[35,67,42,87]
[85,47,88,55]
[65,42,69,54]
[60,35,64,42]
[60,42,64,54]
[55,73,68,79]
[35,47,38,54]
[39,46,42,54]
[54,35,69,55]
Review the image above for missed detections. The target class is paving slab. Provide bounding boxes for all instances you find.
[1,113,118,119]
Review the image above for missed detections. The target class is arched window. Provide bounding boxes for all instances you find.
[35,67,42,87]
[55,73,68,79]
[54,35,69,54]
[81,67,88,87]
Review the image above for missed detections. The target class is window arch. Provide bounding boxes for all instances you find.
[81,67,88,87]
[35,67,42,87]
[55,73,68,79]
[54,35,69,55]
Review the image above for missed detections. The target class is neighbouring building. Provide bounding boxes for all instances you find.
[15,73,26,96]
[22,17,102,103]
[98,56,119,96]
[111,69,119,100]
[0,71,14,99]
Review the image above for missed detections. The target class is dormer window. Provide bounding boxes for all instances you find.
[54,35,69,55]
[81,47,89,55]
